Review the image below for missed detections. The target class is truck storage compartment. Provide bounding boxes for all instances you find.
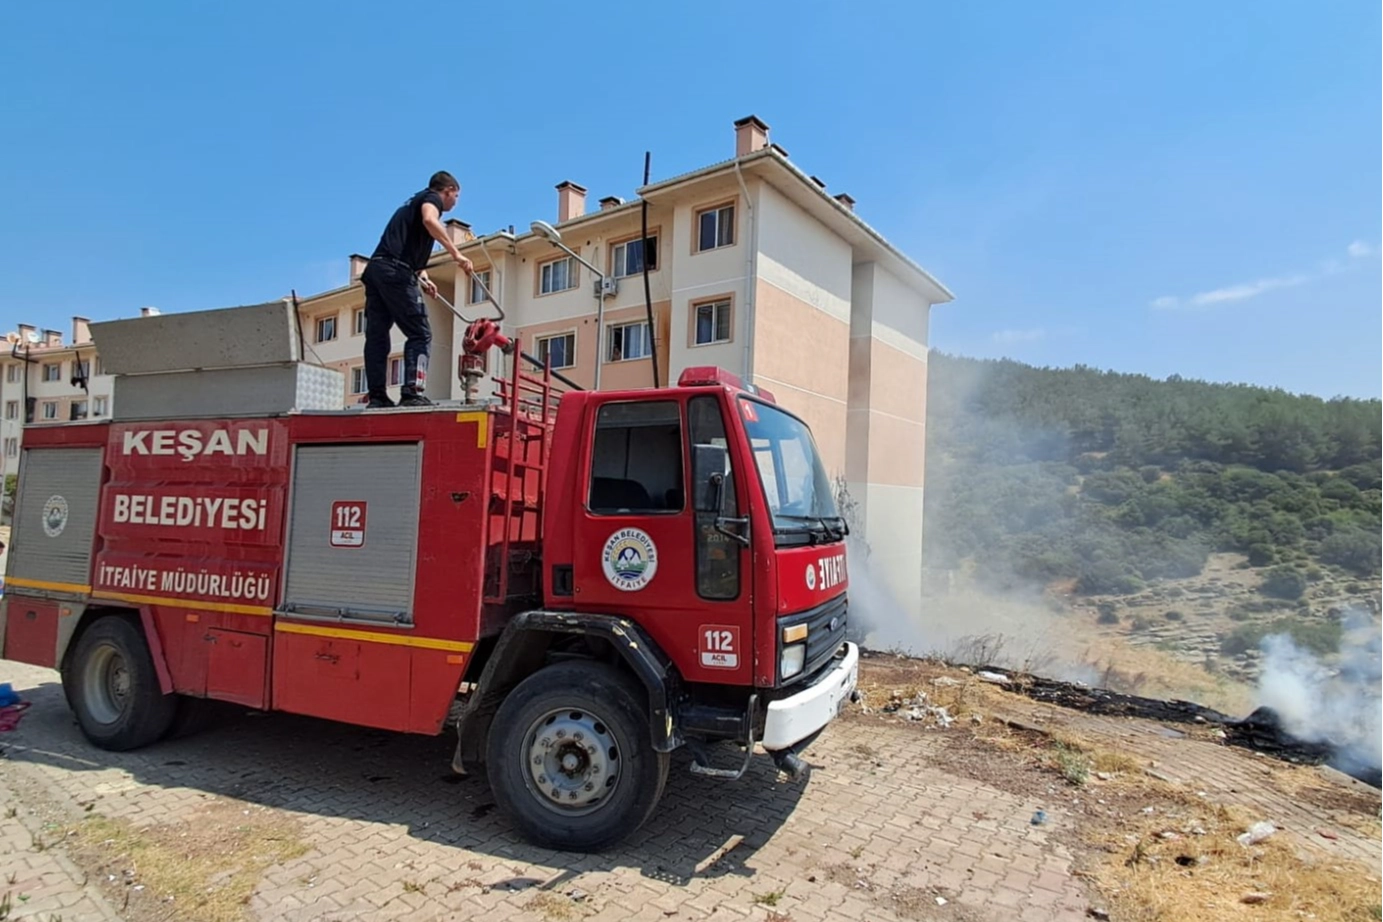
[280,443,423,625]
[3,599,61,667]
[6,447,104,593]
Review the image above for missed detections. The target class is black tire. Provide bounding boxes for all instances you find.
[163,694,220,740]
[65,617,177,751]
[486,661,669,852]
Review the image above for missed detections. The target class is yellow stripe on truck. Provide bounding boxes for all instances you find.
[91,590,273,617]
[273,621,474,653]
[6,577,93,594]
[456,411,488,448]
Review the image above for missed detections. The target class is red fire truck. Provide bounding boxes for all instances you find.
[0,302,857,851]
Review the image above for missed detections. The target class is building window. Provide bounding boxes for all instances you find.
[693,299,732,345]
[696,203,735,252]
[93,396,108,417]
[316,316,338,343]
[70,400,88,420]
[3,438,16,458]
[5,365,18,383]
[469,269,494,304]
[73,359,90,382]
[42,363,62,382]
[539,256,576,295]
[4,401,16,420]
[612,235,657,278]
[354,308,366,335]
[41,401,58,420]
[607,322,651,362]
[536,333,576,370]
[389,357,403,386]
[350,367,367,394]
[95,356,105,375]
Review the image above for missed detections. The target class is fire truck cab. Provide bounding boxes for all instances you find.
[0,302,858,851]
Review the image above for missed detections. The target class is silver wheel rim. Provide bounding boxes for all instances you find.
[82,643,130,725]
[521,707,621,816]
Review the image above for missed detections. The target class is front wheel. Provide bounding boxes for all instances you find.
[486,661,669,851]
[65,617,177,751]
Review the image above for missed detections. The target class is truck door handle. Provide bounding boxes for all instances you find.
[715,515,751,547]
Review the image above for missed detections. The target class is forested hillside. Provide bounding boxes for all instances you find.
[922,354,1382,595]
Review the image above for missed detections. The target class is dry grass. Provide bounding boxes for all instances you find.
[856,655,1024,722]
[1086,798,1382,922]
[1067,638,1255,715]
[65,801,309,922]
[525,891,588,922]
[1049,729,1148,776]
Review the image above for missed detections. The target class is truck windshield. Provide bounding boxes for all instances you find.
[738,398,845,546]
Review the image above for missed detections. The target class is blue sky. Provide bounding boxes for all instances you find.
[2,1,1378,398]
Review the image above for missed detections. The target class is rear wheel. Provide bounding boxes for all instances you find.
[66,617,177,751]
[486,661,669,851]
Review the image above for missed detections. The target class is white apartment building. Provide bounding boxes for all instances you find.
[1,115,953,611]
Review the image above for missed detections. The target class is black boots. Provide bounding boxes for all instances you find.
[365,391,433,408]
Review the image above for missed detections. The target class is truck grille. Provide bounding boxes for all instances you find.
[778,593,848,687]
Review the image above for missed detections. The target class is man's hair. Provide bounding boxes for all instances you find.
[429,171,460,192]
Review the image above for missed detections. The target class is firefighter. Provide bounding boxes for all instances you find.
[361,171,473,408]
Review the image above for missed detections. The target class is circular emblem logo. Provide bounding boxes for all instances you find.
[829,616,841,633]
[602,528,658,592]
[42,495,69,538]
[805,563,817,591]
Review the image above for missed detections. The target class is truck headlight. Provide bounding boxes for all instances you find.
[781,643,806,679]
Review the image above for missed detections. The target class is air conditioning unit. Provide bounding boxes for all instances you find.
[594,276,619,299]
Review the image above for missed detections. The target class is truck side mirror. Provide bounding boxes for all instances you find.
[692,444,728,513]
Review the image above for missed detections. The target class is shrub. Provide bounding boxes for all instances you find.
[1097,610,1120,625]
[1260,566,1307,600]
[1247,543,1276,567]
[1320,529,1381,577]
[1164,610,1184,621]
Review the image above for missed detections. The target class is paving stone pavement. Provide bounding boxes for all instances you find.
[0,660,1097,922]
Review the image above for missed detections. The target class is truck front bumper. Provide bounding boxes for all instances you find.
[761,641,859,751]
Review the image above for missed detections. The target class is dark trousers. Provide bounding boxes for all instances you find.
[361,259,431,396]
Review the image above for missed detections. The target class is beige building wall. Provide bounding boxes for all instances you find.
[846,262,931,610]
[751,182,854,479]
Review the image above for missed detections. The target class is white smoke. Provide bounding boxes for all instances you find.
[1256,610,1382,776]
[842,535,1070,676]
[843,536,924,653]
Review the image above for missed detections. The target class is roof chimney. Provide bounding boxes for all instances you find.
[17,323,36,343]
[140,307,160,317]
[599,195,624,211]
[445,218,474,246]
[734,115,770,157]
[834,193,856,212]
[43,329,62,347]
[348,254,369,282]
[556,181,587,223]
[71,316,91,344]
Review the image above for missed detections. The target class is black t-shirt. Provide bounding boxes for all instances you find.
[371,188,445,270]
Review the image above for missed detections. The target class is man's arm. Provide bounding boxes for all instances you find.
[421,201,473,272]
